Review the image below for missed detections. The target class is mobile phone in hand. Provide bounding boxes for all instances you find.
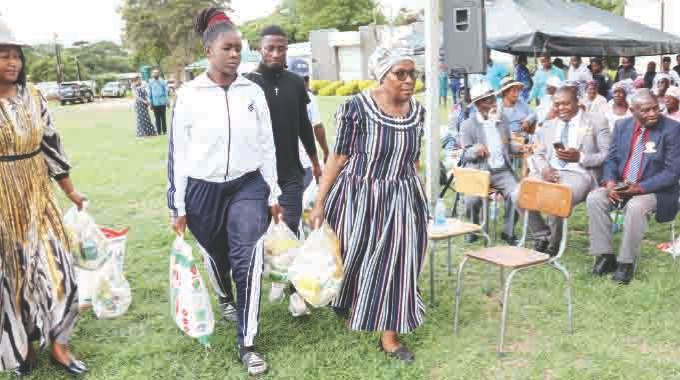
[615,183,630,192]
[553,142,565,150]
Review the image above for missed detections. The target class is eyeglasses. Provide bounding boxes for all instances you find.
[390,69,420,81]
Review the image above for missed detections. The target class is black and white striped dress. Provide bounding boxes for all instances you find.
[325,92,428,333]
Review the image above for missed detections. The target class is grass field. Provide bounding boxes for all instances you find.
[6,96,680,380]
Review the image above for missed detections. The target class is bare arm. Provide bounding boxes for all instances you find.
[313,124,330,163]
[57,176,86,210]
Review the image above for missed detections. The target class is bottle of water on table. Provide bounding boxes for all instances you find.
[434,198,447,226]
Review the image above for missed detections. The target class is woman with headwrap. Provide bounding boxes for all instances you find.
[0,18,87,376]
[655,73,671,113]
[581,80,608,115]
[309,43,427,362]
[605,81,633,131]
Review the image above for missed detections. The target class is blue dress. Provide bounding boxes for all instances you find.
[324,92,428,333]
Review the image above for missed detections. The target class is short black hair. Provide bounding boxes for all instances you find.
[663,56,671,63]
[194,7,236,47]
[590,57,602,66]
[260,25,287,39]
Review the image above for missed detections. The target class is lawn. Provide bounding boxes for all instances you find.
[6,96,680,380]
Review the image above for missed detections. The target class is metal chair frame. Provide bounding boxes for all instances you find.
[453,182,573,355]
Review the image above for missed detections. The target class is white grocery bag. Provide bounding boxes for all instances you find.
[288,223,344,308]
[63,204,118,270]
[302,181,319,211]
[92,244,132,319]
[263,221,301,283]
[169,236,214,347]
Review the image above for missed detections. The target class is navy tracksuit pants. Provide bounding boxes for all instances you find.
[186,171,269,348]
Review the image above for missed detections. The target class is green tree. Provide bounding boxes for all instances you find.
[240,0,384,46]
[119,0,231,77]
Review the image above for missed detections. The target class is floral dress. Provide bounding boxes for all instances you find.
[133,85,156,137]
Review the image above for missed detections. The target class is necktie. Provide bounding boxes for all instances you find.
[558,121,570,167]
[626,127,647,183]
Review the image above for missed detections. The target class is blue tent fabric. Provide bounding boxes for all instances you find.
[486,0,680,56]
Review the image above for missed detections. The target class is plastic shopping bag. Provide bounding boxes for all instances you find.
[78,227,130,309]
[289,223,344,308]
[263,221,301,282]
[302,181,319,211]
[92,245,132,319]
[169,236,214,347]
[64,205,115,270]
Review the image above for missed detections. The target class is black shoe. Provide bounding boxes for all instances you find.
[464,234,479,244]
[378,340,414,363]
[545,247,559,257]
[592,254,617,276]
[500,233,518,246]
[533,239,549,253]
[612,263,634,284]
[50,357,88,375]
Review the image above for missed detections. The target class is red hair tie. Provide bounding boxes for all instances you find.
[207,12,231,28]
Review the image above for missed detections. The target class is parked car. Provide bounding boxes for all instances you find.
[59,82,94,105]
[35,82,60,100]
[101,81,127,98]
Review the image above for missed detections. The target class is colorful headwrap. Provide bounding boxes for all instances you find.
[612,79,634,95]
[586,80,599,89]
[666,86,680,100]
[368,41,415,82]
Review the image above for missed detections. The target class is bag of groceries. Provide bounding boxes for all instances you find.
[288,223,344,308]
[169,236,214,347]
[64,204,123,270]
[92,237,132,319]
[302,181,319,211]
[263,221,301,283]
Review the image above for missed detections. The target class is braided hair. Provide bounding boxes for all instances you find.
[194,7,236,47]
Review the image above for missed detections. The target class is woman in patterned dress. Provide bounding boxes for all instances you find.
[0,23,88,376]
[132,76,156,137]
[309,45,428,362]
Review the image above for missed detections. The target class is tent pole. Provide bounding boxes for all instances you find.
[424,0,441,208]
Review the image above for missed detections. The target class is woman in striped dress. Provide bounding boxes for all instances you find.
[0,23,87,376]
[309,45,427,362]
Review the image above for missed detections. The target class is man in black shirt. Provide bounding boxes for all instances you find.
[246,25,321,316]
[589,58,611,98]
[247,25,320,231]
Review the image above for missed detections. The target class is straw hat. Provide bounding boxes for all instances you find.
[498,76,524,94]
[469,81,496,107]
[0,16,27,46]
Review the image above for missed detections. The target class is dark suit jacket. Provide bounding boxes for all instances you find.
[603,115,680,222]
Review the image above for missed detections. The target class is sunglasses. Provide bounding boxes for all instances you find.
[390,69,420,81]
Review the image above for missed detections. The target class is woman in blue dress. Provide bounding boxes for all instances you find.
[131,76,156,137]
[310,45,428,363]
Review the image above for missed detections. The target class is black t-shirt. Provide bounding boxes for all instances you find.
[246,64,316,181]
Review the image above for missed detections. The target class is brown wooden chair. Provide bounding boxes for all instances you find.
[427,167,491,306]
[453,178,574,355]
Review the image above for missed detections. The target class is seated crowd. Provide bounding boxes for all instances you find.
[448,55,680,285]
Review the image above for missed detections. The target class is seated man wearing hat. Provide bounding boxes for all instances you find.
[530,86,611,255]
[587,89,680,284]
[460,82,550,245]
[498,76,537,136]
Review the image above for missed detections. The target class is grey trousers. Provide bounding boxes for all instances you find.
[548,171,593,251]
[586,188,657,264]
[464,169,549,238]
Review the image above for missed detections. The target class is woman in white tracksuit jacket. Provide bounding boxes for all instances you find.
[167,8,281,376]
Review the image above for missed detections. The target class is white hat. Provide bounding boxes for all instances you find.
[469,81,496,106]
[0,16,26,46]
[666,86,680,100]
[546,76,562,89]
[498,76,524,94]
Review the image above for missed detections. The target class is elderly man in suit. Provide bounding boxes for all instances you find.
[461,81,550,245]
[587,89,680,284]
[531,86,611,255]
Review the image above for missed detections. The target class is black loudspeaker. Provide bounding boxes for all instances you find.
[443,0,487,74]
